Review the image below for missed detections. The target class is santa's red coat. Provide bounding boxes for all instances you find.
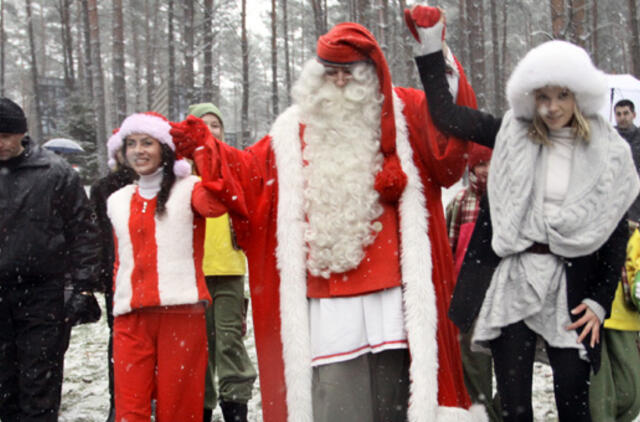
[194,71,485,422]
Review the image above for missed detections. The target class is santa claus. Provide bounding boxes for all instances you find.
[171,22,485,422]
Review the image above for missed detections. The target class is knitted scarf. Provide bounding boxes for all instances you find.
[488,111,639,259]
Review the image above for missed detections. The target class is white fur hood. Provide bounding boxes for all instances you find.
[506,40,607,119]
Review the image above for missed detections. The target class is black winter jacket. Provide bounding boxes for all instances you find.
[417,52,627,372]
[617,125,640,221]
[0,137,99,291]
[90,167,136,293]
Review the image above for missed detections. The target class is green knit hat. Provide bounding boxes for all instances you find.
[187,102,223,126]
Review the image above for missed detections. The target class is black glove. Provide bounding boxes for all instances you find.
[64,291,102,326]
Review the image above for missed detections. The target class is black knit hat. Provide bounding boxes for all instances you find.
[0,98,27,134]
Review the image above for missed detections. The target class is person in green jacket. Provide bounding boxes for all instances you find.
[589,226,640,422]
[188,103,257,422]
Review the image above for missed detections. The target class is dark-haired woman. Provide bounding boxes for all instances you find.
[106,112,226,422]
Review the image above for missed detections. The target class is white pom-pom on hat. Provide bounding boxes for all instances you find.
[173,159,192,178]
[506,40,607,119]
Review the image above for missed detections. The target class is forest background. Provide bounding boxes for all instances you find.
[1,0,638,183]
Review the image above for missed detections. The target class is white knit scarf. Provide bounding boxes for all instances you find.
[488,111,640,259]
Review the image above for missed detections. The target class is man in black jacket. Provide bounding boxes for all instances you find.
[614,99,640,223]
[0,98,100,422]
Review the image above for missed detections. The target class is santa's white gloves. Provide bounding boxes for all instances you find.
[404,6,446,57]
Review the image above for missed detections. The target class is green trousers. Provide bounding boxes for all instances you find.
[589,329,640,422]
[204,275,257,408]
[460,329,502,421]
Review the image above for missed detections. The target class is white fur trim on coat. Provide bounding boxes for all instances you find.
[270,93,483,422]
[506,40,607,119]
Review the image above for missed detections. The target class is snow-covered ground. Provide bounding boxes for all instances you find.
[59,294,563,421]
[59,294,263,421]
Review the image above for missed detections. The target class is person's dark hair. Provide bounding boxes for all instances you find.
[615,99,635,113]
[121,142,176,216]
[155,144,176,216]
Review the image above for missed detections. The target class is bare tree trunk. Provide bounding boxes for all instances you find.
[241,0,249,147]
[397,0,415,86]
[551,0,565,38]
[203,0,214,103]
[348,0,356,21]
[144,0,152,109]
[87,0,108,175]
[358,0,371,28]
[73,0,84,90]
[183,0,195,105]
[457,0,469,68]
[310,0,326,39]
[466,0,486,109]
[377,0,388,57]
[58,0,75,92]
[271,0,279,117]
[490,0,501,113]
[168,0,177,119]
[629,0,640,77]
[0,0,4,97]
[37,1,47,78]
[81,0,93,101]
[25,0,42,141]
[144,0,158,110]
[591,0,598,65]
[323,0,327,30]
[112,0,126,124]
[500,1,508,112]
[212,30,221,107]
[569,0,586,47]
[282,0,292,105]
[130,0,141,110]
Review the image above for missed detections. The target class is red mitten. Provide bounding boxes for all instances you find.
[404,6,446,44]
[169,115,210,159]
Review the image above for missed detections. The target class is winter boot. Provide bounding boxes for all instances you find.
[203,408,213,422]
[219,401,248,422]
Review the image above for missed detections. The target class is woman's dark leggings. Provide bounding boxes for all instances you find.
[489,321,592,422]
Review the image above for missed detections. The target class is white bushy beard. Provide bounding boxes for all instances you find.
[292,60,385,279]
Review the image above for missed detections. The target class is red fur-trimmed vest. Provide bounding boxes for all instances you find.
[107,175,211,317]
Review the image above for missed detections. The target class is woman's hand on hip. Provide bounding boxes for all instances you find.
[566,303,600,348]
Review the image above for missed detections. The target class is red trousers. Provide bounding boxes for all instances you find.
[113,304,207,422]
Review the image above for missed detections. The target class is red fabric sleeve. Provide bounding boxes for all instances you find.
[403,54,478,188]
[190,181,228,218]
[192,137,265,219]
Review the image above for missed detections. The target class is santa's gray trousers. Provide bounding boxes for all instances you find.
[311,348,410,422]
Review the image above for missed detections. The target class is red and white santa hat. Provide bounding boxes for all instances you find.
[316,22,407,203]
[108,111,191,178]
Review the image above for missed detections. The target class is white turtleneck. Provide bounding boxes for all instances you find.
[544,127,576,216]
[137,168,163,199]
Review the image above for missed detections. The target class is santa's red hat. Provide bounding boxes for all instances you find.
[316,22,407,203]
[111,112,191,178]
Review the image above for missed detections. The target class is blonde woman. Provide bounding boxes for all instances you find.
[407,6,640,422]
